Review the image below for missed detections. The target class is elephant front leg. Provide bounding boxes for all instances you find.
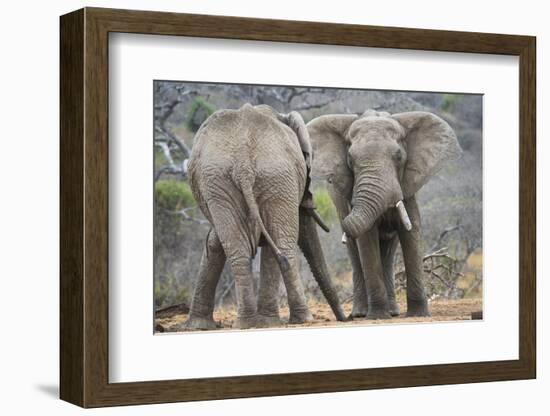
[397,197,430,317]
[348,238,369,318]
[357,226,391,319]
[185,228,226,330]
[257,247,283,327]
[380,235,400,317]
[327,185,367,318]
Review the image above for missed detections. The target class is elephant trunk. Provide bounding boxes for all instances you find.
[342,172,388,239]
[298,210,346,321]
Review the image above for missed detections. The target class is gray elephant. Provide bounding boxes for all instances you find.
[308,110,461,319]
[185,103,345,329]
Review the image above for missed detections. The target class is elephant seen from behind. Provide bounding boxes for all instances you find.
[185,103,345,329]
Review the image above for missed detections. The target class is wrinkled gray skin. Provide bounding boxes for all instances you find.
[308,110,462,319]
[185,104,345,329]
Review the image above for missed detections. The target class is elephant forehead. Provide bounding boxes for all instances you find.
[349,117,404,140]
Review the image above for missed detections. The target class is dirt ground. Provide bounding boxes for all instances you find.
[155,298,483,333]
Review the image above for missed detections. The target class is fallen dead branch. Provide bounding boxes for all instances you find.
[155,302,190,319]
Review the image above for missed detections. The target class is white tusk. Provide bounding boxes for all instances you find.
[396,200,412,231]
[341,233,348,244]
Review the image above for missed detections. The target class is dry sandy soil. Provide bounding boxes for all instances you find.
[155,298,483,333]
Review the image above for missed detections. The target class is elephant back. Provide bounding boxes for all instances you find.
[188,104,307,201]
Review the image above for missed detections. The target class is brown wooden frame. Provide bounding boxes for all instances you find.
[60,7,536,408]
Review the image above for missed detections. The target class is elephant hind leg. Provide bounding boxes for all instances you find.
[185,228,226,330]
[257,246,283,327]
[228,255,259,329]
[280,247,312,325]
[261,199,312,325]
[206,201,262,329]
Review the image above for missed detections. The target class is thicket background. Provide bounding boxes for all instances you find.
[153,81,483,311]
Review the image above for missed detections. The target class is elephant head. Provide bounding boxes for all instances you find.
[308,110,462,238]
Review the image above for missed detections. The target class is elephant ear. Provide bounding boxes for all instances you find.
[281,111,313,170]
[252,105,312,167]
[307,114,358,199]
[392,111,462,198]
[253,104,280,119]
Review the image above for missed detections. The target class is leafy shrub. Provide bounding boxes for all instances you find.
[441,94,461,112]
[313,189,338,224]
[155,180,195,211]
[186,97,216,132]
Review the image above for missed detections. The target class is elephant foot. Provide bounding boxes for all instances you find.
[183,315,218,330]
[389,300,401,317]
[349,303,368,319]
[348,311,366,320]
[257,314,283,327]
[288,309,313,325]
[406,300,431,317]
[366,306,392,320]
[233,315,264,329]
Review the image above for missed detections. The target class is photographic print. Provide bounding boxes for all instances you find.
[153,81,483,333]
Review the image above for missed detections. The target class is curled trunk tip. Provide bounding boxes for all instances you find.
[342,208,375,238]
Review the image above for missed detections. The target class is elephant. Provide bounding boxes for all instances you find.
[184,103,345,329]
[307,110,462,319]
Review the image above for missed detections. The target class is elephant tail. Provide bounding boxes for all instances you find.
[238,175,291,274]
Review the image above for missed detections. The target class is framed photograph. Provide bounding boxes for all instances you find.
[60,7,536,408]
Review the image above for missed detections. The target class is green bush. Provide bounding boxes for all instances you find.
[441,94,461,112]
[186,97,216,132]
[313,189,338,224]
[154,146,172,170]
[155,180,195,211]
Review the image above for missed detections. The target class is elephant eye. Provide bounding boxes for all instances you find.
[346,152,353,169]
[392,149,403,164]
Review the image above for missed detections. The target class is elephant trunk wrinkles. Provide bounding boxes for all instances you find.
[342,167,389,238]
[298,212,346,321]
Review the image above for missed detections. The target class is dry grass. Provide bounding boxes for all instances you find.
[155,298,482,333]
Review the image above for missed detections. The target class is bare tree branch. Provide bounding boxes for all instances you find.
[292,100,333,111]
[153,97,191,181]
[165,207,209,225]
[154,123,191,158]
[153,89,200,176]
[429,223,461,252]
